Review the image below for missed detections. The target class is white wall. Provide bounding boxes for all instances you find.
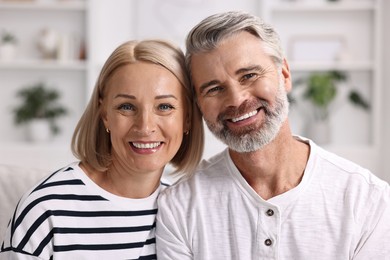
[381,0,390,182]
[132,0,258,48]
[86,0,136,96]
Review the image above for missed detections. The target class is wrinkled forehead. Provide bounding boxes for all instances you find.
[190,32,276,91]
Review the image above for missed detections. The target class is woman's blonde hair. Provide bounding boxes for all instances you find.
[71,40,204,175]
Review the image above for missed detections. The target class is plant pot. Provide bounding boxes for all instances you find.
[306,119,331,145]
[26,119,52,143]
[0,43,17,61]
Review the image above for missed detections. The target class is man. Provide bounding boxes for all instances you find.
[156,11,390,259]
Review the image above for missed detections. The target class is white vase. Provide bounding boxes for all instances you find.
[306,119,331,145]
[0,43,17,61]
[37,28,59,59]
[27,119,52,143]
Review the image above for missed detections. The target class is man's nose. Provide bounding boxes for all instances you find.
[223,83,250,108]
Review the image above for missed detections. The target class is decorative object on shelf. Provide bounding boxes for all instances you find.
[289,71,370,144]
[57,33,82,61]
[13,82,68,142]
[288,35,347,63]
[36,28,82,61]
[0,29,18,61]
[37,28,60,59]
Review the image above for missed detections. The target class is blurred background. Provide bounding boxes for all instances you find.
[0,0,389,182]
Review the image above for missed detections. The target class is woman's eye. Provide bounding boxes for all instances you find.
[158,103,175,111]
[118,103,134,111]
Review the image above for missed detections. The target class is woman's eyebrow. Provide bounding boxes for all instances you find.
[155,94,177,100]
[114,94,136,99]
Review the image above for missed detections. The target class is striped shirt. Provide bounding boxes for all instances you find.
[0,162,167,260]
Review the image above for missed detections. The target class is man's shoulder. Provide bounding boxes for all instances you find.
[308,141,389,197]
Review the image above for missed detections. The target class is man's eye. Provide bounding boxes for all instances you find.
[242,73,256,81]
[118,103,134,111]
[159,104,175,111]
[205,86,223,96]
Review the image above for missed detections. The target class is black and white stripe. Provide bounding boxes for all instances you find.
[1,162,166,259]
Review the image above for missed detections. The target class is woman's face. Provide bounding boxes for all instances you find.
[101,62,187,175]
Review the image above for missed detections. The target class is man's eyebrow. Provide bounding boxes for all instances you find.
[198,66,266,94]
[235,65,265,75]
[199,80,221,94]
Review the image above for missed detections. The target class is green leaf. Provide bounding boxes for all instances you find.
[13,82,68,136]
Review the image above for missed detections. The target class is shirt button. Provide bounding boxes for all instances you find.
[266,209,274,216]
[264,239,273,246]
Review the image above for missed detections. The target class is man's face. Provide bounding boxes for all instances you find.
[190,31,290,152]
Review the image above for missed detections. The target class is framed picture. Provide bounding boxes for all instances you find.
[288,35,346,62]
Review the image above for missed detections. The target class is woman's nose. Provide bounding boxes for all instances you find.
[132,111,156,136]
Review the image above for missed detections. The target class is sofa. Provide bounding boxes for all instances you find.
[0,164,49,241]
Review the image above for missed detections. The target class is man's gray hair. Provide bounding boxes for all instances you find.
[185,11,284,81]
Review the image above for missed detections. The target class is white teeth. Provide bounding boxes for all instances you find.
[231,110,258,123]
[132,142,161,149]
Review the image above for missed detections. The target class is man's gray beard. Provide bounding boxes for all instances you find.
[204,81,289,153]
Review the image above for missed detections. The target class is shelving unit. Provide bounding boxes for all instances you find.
[268,1,375,12]
[0,1,86,10]
[260,0,383,172]
[0,0,89,170]
[0,59,87,70]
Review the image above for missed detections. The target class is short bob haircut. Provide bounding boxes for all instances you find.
[72,40,204,175]
[185,11,284,82]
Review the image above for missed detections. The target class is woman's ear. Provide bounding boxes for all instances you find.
[99,98,108,128]
[183,108,192,134]
[184,116,191,134]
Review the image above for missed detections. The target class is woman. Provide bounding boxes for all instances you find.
[0,40,204,259]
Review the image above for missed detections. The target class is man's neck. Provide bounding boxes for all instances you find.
[229,126,310,200]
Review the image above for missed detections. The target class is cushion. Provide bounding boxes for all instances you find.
[0,164,49,241]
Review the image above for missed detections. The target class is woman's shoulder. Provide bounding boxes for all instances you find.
[14,162,90,214]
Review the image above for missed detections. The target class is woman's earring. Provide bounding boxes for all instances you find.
[184,131,189,135]
[106,128,110,133]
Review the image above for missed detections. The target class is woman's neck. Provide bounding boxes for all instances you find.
[80,162,163,199]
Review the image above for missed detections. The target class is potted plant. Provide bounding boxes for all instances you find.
[0,30,17,61]
[13,82,68,142]
[290,70,370,143]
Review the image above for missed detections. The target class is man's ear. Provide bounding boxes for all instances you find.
[281,58,292,92]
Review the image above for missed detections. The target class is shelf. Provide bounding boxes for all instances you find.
[0,0,89,171]
[0,0,86,11]
[289,61,374,72]
[270,1,376,12]
[0,59,87,70]
[0,141,69,150]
